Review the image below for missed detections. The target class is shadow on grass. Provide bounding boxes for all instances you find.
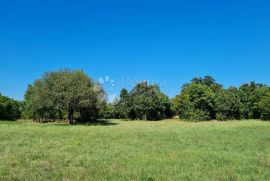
[76,119,119,126]
[49,119,119,127]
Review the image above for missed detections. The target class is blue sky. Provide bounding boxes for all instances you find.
[0,0,270,101]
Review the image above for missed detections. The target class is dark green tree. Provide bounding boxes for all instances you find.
[238,82,269,119]
[0,94,21,120]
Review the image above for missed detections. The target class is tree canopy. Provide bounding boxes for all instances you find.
[174,76,270,121]
[24,70,106,124]
[258,93,270,120]
[115,82,173,120]
[176,82,216,121]
[214,87,241,120]
[1,72,270,122]
[0,94,21,120]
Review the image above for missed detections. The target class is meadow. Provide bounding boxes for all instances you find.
[0,119,270,181]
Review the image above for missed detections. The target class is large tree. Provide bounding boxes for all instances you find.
[24,70,105,124]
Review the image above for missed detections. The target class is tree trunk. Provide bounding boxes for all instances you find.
[68,109,74,125]
[58,109,62,121]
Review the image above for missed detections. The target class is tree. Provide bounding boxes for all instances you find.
[258,93,270,120]
[127,82,173,120]
[176,77,270,121]
[176,76,222,121]
[186,76,222,92]
[0,94,21,120]
[238,82,269,119]
[24,70,105,124]
[214,87,241,120]
[169,98,178,117]
[115,89,131,119]
[23,81,58,122]
[176,83,215,121]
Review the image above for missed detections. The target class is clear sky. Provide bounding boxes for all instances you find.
[0,0,269,101]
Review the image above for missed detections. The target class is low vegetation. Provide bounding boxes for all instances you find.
[0,119,270,180]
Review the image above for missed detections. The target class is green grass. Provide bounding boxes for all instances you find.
[0,119,270,181]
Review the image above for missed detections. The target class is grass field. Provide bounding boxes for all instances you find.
[0,119,270,181]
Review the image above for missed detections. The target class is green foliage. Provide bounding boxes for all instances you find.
[258,93,270,120]
[177,82,216,121]
[214,87,241,121]
[98,103,116,119]
[238,82,269,119]
[0,94,21,120]
[169,98,178,117]
[3,72,270,122]
[115,83,173,120]
[114,89,131,119]
[176,76,270,121]
[129,82,173,120]
[24,70,106,124]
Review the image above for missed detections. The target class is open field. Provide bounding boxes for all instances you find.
[0,119,270,181]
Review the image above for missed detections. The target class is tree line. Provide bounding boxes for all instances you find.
[0,70,270,123]
[174,76,270,121]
